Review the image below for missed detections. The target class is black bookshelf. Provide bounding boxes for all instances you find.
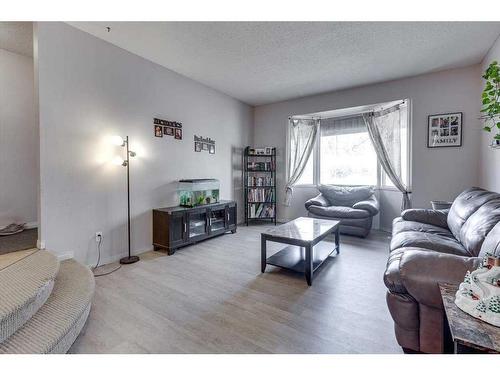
[244,146,277,225]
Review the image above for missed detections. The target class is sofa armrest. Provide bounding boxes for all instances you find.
[401,208,449,229]
[305,194,329,209]
[399,249,481,309]
[352,195,379,216]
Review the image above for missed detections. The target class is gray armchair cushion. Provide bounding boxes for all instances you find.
[352,195,379,216]
[304,194,329,209]
[307,205,371,219]
[318,185,375,207]
[401,209,449,229]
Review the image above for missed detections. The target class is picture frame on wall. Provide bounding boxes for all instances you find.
[165,126,174,136]
[209,144,215,154]
[427,112,462,148]
[194,142,202,152]
[174,128,182,140]
[154,125,163,137]
[202,142,209,151]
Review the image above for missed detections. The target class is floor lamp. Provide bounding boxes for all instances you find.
[112,135,140,265]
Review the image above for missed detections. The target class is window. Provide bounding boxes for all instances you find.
[319,116,377,185]
[290,100,410,189]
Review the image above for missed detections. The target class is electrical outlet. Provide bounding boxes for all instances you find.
[95,232,103,242]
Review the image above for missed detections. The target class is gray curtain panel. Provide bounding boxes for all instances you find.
[285,118,319,206]
[363,105,411,210]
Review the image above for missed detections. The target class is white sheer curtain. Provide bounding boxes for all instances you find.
[363,103,411,210]
[285,118,319,206]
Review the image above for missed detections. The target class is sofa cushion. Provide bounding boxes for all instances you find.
[318,185,374,207]
[479,221,500,257]
[447,187,500,242]
[401,209,449,229]
[459,198,500,256]
[307,204,371,219]
[392,217,455,238]
[390,231,470,256]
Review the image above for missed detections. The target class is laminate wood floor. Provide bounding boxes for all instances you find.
[69,224,401,353]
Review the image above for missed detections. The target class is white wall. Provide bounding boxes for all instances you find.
[0,48,37,228]
[36,23,253,264]
[254,65,482,230]
[479,35,500,192]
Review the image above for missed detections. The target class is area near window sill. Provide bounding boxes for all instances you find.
[293,184,402,191]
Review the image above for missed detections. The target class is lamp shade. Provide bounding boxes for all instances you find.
[112,156,125,166]
[110,135,125,146]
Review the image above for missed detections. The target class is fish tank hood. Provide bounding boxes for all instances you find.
[178,179,220,207]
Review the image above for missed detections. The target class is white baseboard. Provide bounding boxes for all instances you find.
[88,246,153,268]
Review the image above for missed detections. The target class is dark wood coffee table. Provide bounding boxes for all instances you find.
[261,217,340,286]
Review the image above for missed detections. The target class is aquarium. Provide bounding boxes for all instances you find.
[178,179,220,207]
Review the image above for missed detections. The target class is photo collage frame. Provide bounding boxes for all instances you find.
[154,117,182,140]
[427,112,462,148]
[194,135,215,154]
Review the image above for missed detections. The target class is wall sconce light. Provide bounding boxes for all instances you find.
[112,135,139,265]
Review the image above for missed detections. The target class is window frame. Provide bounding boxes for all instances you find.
[289,100,412,190]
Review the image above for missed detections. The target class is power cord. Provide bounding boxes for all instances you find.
[92,234,121,277]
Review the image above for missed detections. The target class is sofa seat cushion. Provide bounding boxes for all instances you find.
[307,204,371,219]
[392,217,455,238]
[390,231,470,256]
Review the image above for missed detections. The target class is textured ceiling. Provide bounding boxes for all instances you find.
[0,22,33,57]
[65,22,500,105]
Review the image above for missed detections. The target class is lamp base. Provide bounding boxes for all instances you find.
[119,255,140,265]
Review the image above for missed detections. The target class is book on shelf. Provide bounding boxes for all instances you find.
[246,160,275,171]
[248,203,275,218]
[247,176,274,187]
[247,188,274,203]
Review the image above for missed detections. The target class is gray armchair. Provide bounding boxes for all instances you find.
[305,185,379,237]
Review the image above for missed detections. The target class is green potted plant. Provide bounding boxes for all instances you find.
[481,61,500,146]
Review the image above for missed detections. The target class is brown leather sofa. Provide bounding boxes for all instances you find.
[384,187,500,353]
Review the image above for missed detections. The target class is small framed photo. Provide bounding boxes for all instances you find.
[154,125,163,137]
[265,147,273,155]
[194,142,202,152]
[427,112,462,148]
[164,126,174,136]
[174,128,182,140]
[202,143,209,151]
[209,144,215,154]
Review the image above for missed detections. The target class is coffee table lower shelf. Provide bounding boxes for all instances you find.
[266,241,337,274]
